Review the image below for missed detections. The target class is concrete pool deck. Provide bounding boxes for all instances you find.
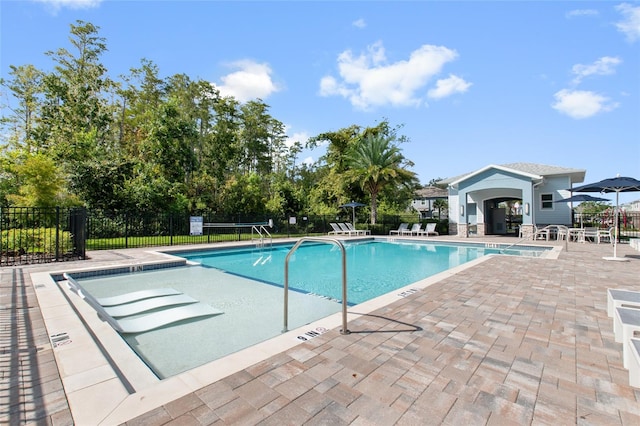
[2,236,639,425]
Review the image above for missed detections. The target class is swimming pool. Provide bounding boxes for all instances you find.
[179,239,547,304]
[69,239,549,379]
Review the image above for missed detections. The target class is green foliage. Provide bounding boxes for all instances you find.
[0,20,427,220]
[577,201,610,214]
[7,153,79,207]
[344,131,418,224]
[1,227,73,254]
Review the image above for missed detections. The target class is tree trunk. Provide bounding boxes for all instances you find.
[370,191,378,224]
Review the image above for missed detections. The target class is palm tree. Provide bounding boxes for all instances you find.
[345,134,417,224]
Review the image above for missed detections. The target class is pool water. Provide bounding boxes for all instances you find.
[72,239,547,378]
[180,240,544,304]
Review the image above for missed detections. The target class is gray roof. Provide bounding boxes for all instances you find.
[415,186,448,198]
[438,162,586,185]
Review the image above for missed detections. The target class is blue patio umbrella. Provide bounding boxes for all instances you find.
[339,201,367,225]
[554,194,610,228]
[553,194,610,204]
[569,176,640,260]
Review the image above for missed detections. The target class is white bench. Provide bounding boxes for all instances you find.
[608,289,640,317]
[624,338,640,388]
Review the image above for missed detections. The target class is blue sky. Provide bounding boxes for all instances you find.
[2,0,639,203]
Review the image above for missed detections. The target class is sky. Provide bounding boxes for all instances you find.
[1,0,639,204]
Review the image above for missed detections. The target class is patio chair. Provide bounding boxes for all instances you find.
[556,225,569,241]
[598,227,614,244]
[389,223,409,235]
[583,227,599,243]
[533,225,551,241]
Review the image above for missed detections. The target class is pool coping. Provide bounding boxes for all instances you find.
[31,237,559,424]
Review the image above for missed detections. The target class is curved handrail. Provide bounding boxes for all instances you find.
[283,237,350,335]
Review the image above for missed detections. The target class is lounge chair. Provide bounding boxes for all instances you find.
[608,289,640,317]
[64,273,183,306]
[345,222,370,235]
[422,223,439,236]
[338,223,360,236]
[103,294,198,317]
[328,222,347,235]
[389,223,409,235]
[403,223,422,236]
[63,273,222,333]
[110,303,223,333]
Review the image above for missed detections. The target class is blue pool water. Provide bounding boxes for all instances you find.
[70,239,548,378]
[179,240,547,304]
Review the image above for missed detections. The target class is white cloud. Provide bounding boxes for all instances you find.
[34,0,102,11]
[302,156,315,166]
[571,56,622,84]
[427,74,472,99]
[214,60,279,103]
[285,131,309,148]
[565,9,599,18]
[615,3,640,43]
[353,18,366,29]
[319,41,461,110]
[552,89,618,119]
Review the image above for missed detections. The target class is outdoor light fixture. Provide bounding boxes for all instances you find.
[460,205,464,216]
[525,202,530,215]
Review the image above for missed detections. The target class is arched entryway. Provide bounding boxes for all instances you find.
[484,197,523,235]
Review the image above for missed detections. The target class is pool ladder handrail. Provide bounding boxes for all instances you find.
[252,225,272,248]
[283,237,350,335]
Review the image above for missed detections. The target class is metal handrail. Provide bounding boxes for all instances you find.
[283,237,350,335]
[251,225,272,248]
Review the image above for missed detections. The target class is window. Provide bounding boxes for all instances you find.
[541,194,553,209]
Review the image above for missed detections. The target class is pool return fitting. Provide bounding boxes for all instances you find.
[283,237,350,335]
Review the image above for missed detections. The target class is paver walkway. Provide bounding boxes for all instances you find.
[1,238,639,425]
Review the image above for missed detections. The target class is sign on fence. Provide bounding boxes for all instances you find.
[190,216,203,236]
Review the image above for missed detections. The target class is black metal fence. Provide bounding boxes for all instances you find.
[3,206,638,267]
[572,211,640,239]
[1,207,449,266]
[1,207,86,266]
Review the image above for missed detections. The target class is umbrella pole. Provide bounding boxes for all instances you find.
[614,191,619,258]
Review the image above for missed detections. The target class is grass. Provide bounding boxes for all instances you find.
[85,231,327,250]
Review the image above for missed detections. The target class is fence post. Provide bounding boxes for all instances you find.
[170,215,174,246]
[125,212,129,249]
[55,207,60,262]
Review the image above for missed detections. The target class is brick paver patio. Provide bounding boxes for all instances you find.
[1,237,639,425]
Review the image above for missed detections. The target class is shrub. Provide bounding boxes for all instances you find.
[1,227,73,254]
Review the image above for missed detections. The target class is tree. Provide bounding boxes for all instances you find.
[6,153,77,207]
[345,133,417,224]
[433,198,448,220]
[0,64,44,154]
